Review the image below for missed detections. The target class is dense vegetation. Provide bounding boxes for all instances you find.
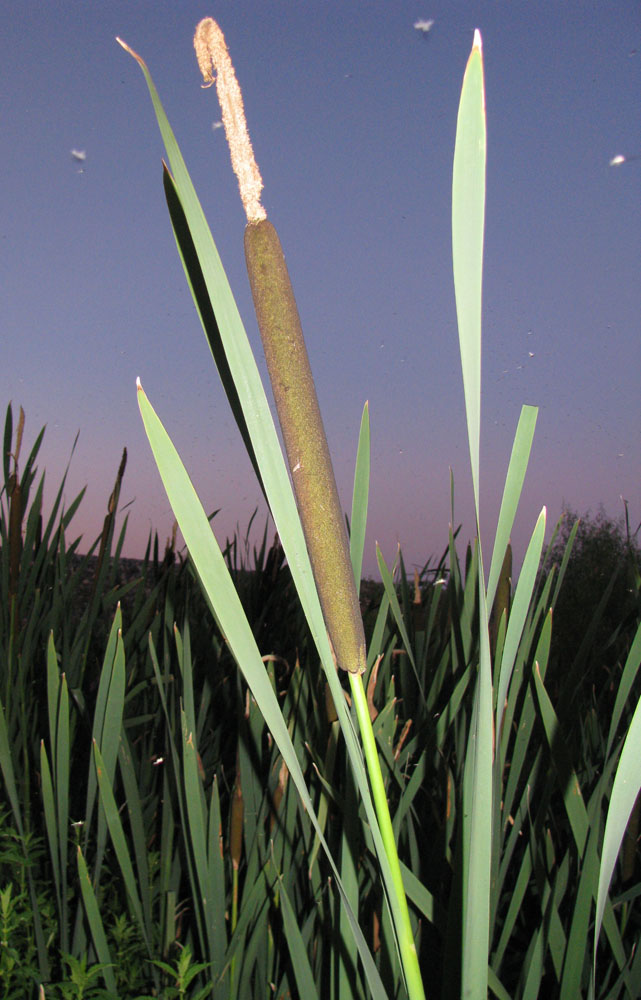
[1,404,640,999]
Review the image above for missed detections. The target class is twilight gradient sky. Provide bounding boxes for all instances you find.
[2,2,640,577]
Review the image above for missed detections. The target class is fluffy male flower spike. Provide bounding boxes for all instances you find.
[194,17,367,676]
[194,18,266,224]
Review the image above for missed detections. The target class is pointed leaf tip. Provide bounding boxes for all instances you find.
[473,29,483,51]
[136,377,142,390]
[116,36,145,68]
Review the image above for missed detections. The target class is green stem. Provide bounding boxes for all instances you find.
[229,865,238,994]
[348,671,426,1000]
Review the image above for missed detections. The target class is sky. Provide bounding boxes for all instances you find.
[2,1,640,579]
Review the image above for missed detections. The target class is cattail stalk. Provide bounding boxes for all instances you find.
[194,18,366,676]
[190,20,423,997]
[193,22,426,995]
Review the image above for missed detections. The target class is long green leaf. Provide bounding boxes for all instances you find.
[486,405,538,610]
[56,672,70,952]
[452,31,492,1000]
[452,30,486,513]
[39,742,61,913]
[83,607,123,849]
[594,621,641,972]
[207,775,228,997]
[162,166,263,493]
[180,706,217,965]
[137,382,388,999]
[76,846,117,995]
[605,617,641,758]
[93,740,150,952]
[0,696,26,842]
[494,506,546,732]
[533,664,588,854]
[350,401,370,591]
[117,731,153,949]
[47,630,60,761]
[277,872,320,1000]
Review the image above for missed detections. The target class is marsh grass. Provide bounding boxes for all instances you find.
[1,403,641,997]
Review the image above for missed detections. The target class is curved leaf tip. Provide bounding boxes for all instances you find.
[116,36,136,58]
[116,36,146,71]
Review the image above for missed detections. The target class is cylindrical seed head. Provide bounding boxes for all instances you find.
[245,218,367,675]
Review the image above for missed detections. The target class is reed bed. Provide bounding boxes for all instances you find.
[1,401,641,999]
[2,20,641,1000]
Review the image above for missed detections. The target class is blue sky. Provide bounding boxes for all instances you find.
[2,1,640,576]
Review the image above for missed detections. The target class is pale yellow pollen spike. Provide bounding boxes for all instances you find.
[193,17,267,223]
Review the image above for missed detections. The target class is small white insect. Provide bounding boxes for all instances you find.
[70,149,87,162]
[609,153,641,166]
[212,120,223,131]
[414,18,435,35]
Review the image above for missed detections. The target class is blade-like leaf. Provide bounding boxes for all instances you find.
[137,381,388,999]
[452,30,486,514]
[486,405,538,609]
[452,31,492,1000]
[76,846,117,995]
[495,506,546,731]
[595,621,641,970]
[277,872,320,1000]
[350,401,370,592]
[93,741,150,952]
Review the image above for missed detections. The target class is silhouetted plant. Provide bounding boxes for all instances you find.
[544,505,641,698]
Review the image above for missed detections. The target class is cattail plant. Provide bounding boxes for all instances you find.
[118,20,424,997]
[183,17,431,996]
[193,18,367,681]
[111,19,641,1000]
[192,17,430,996]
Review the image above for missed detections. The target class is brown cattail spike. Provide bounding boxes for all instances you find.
[244,219,367,675]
